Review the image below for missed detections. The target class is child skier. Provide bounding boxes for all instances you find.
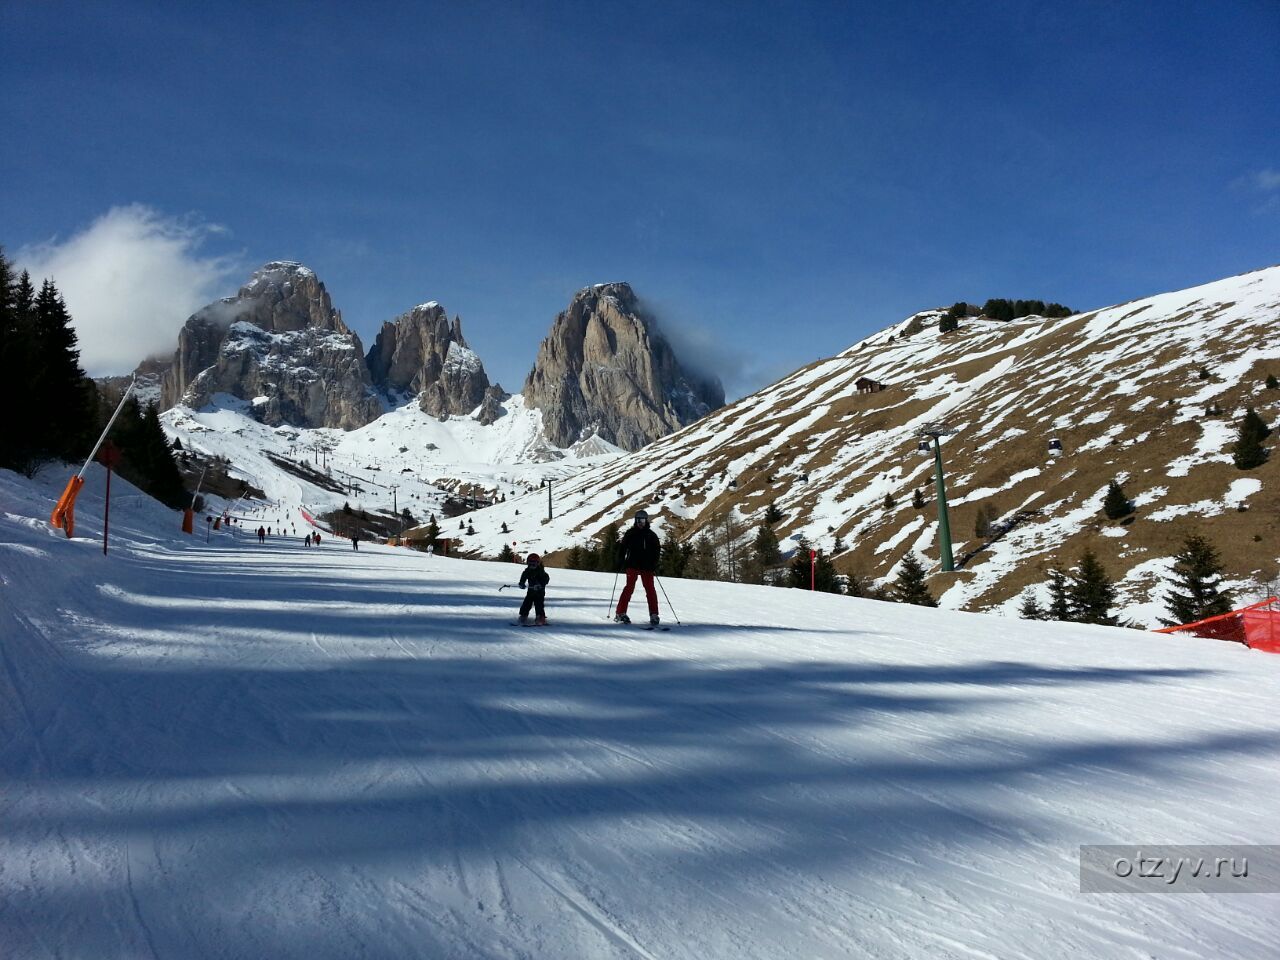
[517,553,549,626]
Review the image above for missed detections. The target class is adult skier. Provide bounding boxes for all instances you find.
[257,525,266,544]
[517,553,549,626]
[615,509,661,625]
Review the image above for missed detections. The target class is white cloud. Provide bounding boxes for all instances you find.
[16,205,238,376]
[1252,168,1280,192]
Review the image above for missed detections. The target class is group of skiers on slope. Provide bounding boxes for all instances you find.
[516,509,663,627]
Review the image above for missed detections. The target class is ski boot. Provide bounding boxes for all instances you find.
[517,615,530,626]
[649,615,661,627]
[535,615,548,626]
[614,613,631,624]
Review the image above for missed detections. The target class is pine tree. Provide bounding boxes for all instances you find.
[0,251,34,470]
[424,515,440,542]
[497,544,516,562]
[1018,590,1046,620]
[1068,549,1118,625]
[813,550,843,594]
[598,523,622,571]
[890,553,936,606]
[32,279,93,462]
[753,522,782,569]
[466,522,476,535]
[566,544,584,569]
[1046,568,1072,621]
[938,314,959,334]
[764,501,784,524]
[1163,533,1234,626]
[657,531,686,577]
[787,536,813,588]
[912,488,925,510]
[685,534,721,580]
[1232,407,1270,469]
[1102,479,1134,520]
[883,492,895,511]
[129,402,187,508]
[1267,373,1279,390]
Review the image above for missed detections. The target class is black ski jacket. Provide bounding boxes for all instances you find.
[520,564,550,592]
[619,526,660,572]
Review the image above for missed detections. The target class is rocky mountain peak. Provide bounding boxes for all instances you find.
[366,303,494,419]
[160,262,380,429]
[522,282,725,451]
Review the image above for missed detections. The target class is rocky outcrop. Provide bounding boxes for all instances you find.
[522,283,725,451]
[161,262,381,430]
[366,303,493,419]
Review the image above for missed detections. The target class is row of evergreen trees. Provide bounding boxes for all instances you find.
[1018,534,1234,627]
[0,247,188,508]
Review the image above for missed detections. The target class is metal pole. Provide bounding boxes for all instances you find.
[78,379,135,480]
[103,466,111,555]
[933,436,955,572]
[607,571,620,618]
[655,576,681,624]
[547,479,553,521]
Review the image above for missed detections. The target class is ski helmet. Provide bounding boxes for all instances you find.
[526,553,541,565]
[634,510,649,524]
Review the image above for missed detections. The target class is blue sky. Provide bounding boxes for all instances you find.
[3,0,1278,395]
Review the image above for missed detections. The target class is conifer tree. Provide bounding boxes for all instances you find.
[566,544,584,569]
[685,534,721,580]
[1267,373,1279,390]
[598,523,622,571]
[813,550,843,594]
[1102,479,1134,520]
[1163,533,1234,626]
[764,501,784,524]
[890,552,936,606]
[912,488,925,510]
[424,515,440,542]
[788,535,814,588]
[750,522,782,584]
[1068,549,1118,625]
[0,251,33,469]
[1046,568,1072,621]
[657,531,685,577]
[1232,407,1270,469]
[497,544,516,562]
[32,279,94,462]
[883,492,895,511]
[1018,590,1046,620]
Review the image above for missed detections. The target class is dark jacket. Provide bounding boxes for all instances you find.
[520,564,550,592]
[620,526,660,571]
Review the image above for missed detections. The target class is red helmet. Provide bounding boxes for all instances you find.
[526,553,542,565]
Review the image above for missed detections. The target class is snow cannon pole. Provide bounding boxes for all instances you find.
[51,378,135,538]
[655,576,681,625]
[182,465,208,535]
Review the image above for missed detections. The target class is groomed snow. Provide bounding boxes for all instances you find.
[4,466,1280,959]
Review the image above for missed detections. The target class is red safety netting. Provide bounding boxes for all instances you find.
[1155,597,1280,654]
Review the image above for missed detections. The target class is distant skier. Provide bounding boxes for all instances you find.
[517,553,549,626]
[314,532,322,546]
[351,533,359,551]
[304,533,312,548]
[615,509,661,625]
[257,526,266,544]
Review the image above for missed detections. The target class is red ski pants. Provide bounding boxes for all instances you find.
[617,568,659,617]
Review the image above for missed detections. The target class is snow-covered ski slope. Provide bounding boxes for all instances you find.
[463,265,1280,619]
[163,392,621,522]
[4,466,1280,959]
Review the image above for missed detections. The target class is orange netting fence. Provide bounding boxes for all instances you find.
[1155,597,1280,654]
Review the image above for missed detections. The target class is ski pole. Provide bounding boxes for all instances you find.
[655,576,681,624]
[606,571,620,619]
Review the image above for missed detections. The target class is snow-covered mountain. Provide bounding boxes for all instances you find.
[125,265,726,520]
[461,265,1280,624]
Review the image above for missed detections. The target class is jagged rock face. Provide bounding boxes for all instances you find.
[161,262,382,430]
[522,283,725,451]
[366,303,493,419]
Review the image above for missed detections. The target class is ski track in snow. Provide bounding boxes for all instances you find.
[2,465,1280,959]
